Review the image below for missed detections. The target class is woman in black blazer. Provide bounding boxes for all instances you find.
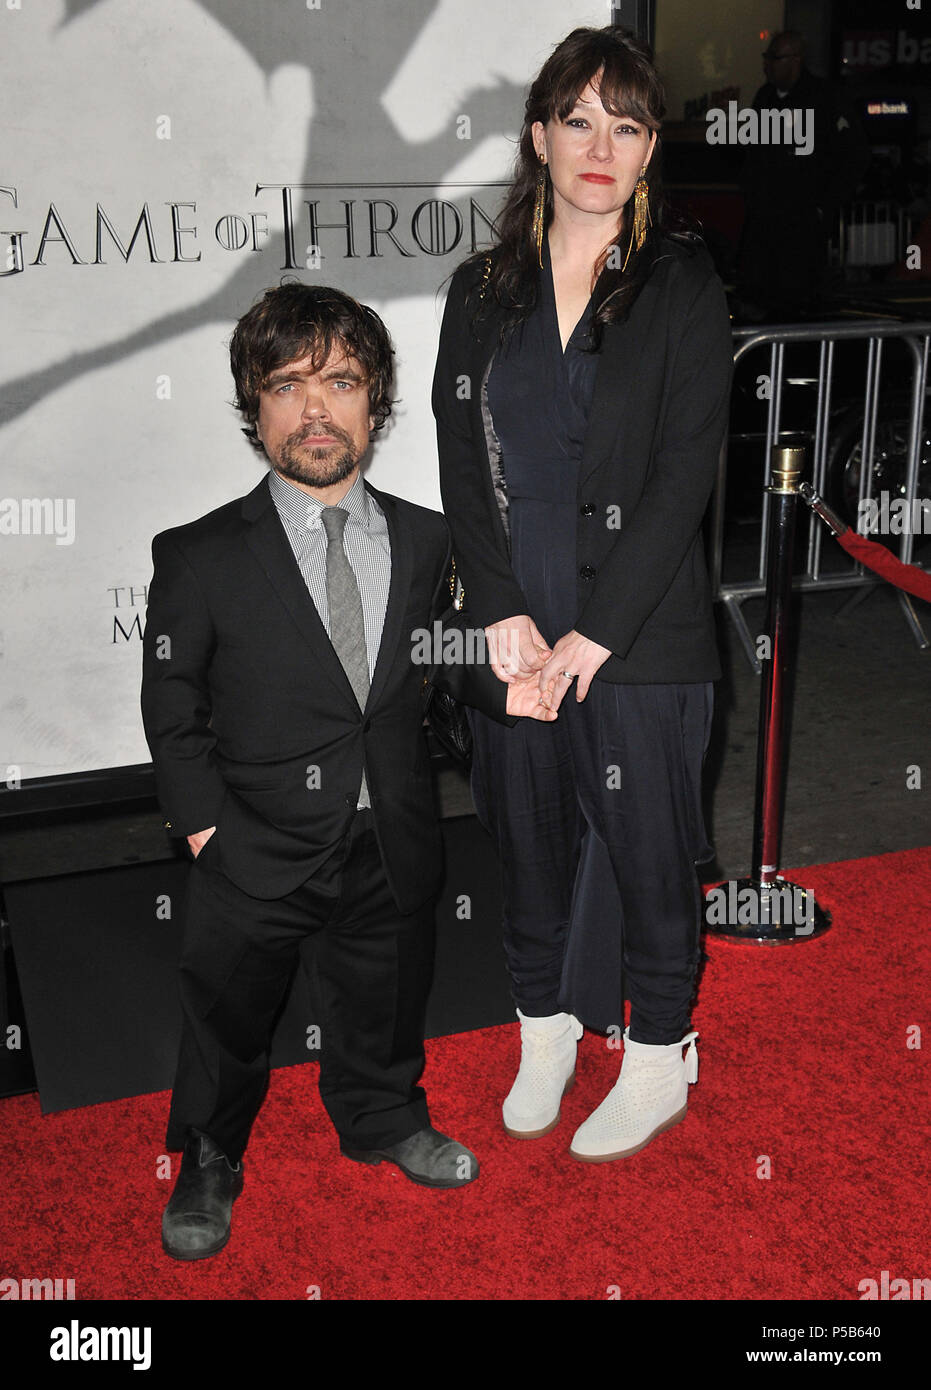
[432,26,733,1162]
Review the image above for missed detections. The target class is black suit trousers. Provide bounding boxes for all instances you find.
[165,809,434,1163]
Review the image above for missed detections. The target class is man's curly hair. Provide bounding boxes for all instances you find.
[230,282,395,451]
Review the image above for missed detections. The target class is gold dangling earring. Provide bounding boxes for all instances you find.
[622,165,652,272]
[532,155,547,269]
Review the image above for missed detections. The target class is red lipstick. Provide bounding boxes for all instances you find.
[579,173,615,184]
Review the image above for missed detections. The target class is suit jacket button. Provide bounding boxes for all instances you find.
[579,565,596,580]
[363,719,372,732]
[580,503,596,517]
[163,820,172,830]
[344,794,356,807]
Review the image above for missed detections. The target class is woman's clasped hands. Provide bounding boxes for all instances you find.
[485,615,611,717]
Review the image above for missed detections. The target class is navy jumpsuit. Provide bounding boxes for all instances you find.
[468,240,714,1045]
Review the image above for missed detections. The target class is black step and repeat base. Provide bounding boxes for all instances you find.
[0,922,37,1098]
[3,816,512,1113]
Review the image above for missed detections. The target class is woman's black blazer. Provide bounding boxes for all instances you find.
[432,235,734,684]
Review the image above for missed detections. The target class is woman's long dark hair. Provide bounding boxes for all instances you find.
[469,25,692,342]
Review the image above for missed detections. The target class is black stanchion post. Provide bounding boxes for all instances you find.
[708,446,831,943]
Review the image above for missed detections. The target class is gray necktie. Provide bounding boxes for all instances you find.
[321,506,370,808]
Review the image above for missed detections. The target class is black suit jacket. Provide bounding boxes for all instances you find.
[141,475,511,910]
[432,236,734,683]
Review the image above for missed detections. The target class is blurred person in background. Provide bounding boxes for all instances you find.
[736,30,870,320]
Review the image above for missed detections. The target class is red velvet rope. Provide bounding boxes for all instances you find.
[835,528,931,603]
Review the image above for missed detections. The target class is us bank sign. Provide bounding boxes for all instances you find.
[0,182,506,275]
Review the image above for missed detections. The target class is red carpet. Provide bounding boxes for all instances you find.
[1,846,929,1302]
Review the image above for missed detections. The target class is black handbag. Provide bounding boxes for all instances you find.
[422,558,473,765]
[422,253,494,766]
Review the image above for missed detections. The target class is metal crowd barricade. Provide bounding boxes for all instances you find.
[710,320,931,672]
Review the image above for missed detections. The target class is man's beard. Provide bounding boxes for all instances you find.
[271,426,359,489]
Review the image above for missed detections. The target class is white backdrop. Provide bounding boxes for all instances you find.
[1,0,608,782]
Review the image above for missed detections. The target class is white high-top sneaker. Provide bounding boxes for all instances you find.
[569,1027,698,1161]
[502,1009,584,1138]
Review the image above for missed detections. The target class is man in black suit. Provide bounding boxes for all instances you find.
[141,283,552,1261]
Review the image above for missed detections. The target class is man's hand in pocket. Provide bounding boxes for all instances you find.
[186,826,216,859]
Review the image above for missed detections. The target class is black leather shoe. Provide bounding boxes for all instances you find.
[161,1129,244,1261]
[340,1125,479,1188]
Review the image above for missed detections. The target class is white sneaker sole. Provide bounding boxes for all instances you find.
[502,1074,575,1139]
[568,1104,687,1162]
